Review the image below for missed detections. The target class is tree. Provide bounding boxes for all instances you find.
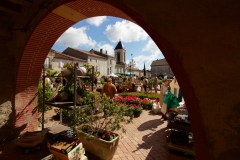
[143,63,146,76]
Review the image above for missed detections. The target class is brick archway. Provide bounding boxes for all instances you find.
[14,0,208,159]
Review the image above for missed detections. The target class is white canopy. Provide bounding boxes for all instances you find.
[108,73,118,77]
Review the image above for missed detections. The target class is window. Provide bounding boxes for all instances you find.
[96,59,97,63]
[110,67,112,74]
[117,52,120,62]
[90,58,92,62]
[44,57,50,68]
[96,66,98,71]
[59,61,63,68]
[110,59,112,64]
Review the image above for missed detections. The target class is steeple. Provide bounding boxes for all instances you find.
[114,40,124,50]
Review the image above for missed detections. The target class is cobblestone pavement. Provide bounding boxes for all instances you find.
[0,109,194,160]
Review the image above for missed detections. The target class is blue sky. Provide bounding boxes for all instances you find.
[52,16,164,70]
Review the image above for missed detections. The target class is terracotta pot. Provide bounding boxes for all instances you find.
[78,132,119,160]
[61,68,72,77]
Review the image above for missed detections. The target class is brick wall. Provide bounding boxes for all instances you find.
[14,13,75,135]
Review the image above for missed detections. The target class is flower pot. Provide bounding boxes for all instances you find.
[78,132,119,160]
[61,68,72,76]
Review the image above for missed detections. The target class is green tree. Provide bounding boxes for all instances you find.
[38,78,54,112]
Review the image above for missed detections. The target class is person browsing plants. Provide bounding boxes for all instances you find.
[153,73,158,94]
[101,78,117,99]
[142,76,148,92]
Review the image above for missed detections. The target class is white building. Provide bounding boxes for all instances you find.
[89,49,116,76]
[62,47,108,77]
[45,41,151,78]
[45,49,86,71]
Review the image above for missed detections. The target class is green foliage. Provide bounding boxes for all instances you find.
[38,78,53,112]
[80,63,100,87]
[158,79,163,85]
[141,101,154,110]
[134,106,143,116]
[71,93,133,141]
[148,77,153,88]
[46,68,59,77]
[63,62,74,73]
[100,77,105,85]
[119,92,159,99]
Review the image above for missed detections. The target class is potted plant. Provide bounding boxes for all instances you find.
[72,93,134,160]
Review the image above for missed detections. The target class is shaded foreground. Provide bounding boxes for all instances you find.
[0,110,194,160]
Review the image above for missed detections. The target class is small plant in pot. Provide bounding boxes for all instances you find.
[72,93,134,160]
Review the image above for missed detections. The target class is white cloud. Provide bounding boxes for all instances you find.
[86,16,107,26]
[132,39,164,69]
[142,39,162,55]
[55,27,96,48]
[96,42,115,56]
[105,20,148,43]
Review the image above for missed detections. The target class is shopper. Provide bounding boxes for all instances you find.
[94,76,98,86]
[131,75,137,92]
[159,78,171,120]
[153,73,158,94]
[101,78,117,99]
[142,76,148,92]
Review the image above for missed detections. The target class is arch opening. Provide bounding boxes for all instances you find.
[14,0,209,159]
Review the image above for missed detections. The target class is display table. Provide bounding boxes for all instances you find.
[167,111,195,156]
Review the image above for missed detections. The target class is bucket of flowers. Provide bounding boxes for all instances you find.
[140,98,154,110]
[128,104,143,117]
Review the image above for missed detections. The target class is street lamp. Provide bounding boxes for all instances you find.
[129,54,136,77]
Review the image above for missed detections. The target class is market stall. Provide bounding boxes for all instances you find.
[166,107,195,156]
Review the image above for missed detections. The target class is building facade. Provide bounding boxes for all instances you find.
[150,58,173,76]
[45,49,87,71]
[62,47,108,77]
[45,41,150,78]
[90,49,116,76]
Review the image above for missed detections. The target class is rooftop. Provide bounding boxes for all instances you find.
[64,47,107,59]
[114,41,124,50]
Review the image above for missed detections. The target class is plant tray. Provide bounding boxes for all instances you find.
[49,143,84,160]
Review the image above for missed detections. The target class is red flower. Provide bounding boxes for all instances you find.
[106,131,110,135]
[102,135,105,139]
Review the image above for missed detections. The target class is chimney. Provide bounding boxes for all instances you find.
[100,49,102,53]
[106,50,107,54]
